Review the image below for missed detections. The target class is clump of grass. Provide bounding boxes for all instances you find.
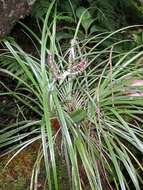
[0,2,143,189]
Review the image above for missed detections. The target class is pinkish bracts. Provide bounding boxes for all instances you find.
[130,80,143,87]
[48,45,88,81]
[126,79,143,97]
[128,92,143,97]
[69,59,88,75]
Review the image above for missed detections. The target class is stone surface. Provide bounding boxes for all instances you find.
[0,0,35,37]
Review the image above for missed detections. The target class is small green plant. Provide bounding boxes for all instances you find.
[1,1,143,189]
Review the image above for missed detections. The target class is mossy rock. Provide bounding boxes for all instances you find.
[0,142,41,190]
[0,141,70,190]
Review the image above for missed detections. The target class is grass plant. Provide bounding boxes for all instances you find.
[0,2,143,189]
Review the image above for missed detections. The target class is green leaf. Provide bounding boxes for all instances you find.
[76,7,94,32]
[69,109,86,123]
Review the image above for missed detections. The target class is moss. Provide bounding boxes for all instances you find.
[0,142,40,190]
[0,142,70,190]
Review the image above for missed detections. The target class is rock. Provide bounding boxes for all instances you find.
[0,0,36,37]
